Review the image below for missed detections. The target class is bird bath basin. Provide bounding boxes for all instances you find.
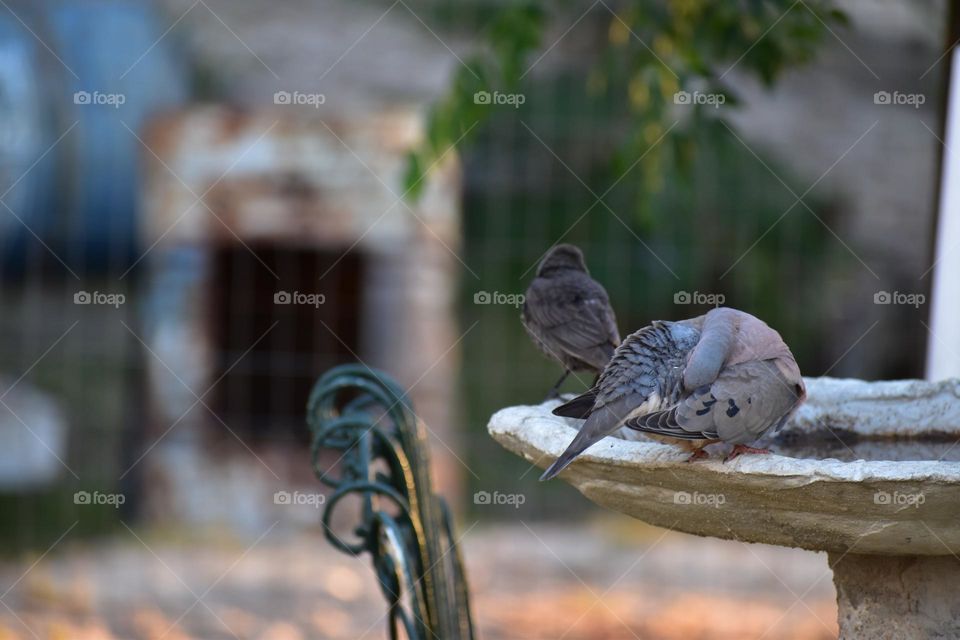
[488,377,960,639]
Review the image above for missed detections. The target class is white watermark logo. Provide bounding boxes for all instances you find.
[674,90,725,108]
[474,90,525,108]
[274,490,325,508]
[74,290,125,308]
[74,90,126,108]
[274,91,326,108]
[274,291,326,307]
[874,91,925,109]
[873,291,925,308]
[674,491,726,508]
[74,490,125,508]
[674,290,725,306]
[874,490,924,508]
[474,290,525,308]
[473,490,526,508]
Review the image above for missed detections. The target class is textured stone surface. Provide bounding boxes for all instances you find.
[788,376,960,438]
[487,377,960,556]
[830,553,960,639]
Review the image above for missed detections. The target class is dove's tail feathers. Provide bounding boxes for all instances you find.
[540,425,598,480]
[539,446,584,481]
[552,389,597,419]
[540,406,622,481]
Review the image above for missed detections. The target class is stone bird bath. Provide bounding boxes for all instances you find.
[488,377,960,639]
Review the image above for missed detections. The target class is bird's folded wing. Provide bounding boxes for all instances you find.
[525,279,619,366]
[623,404,717,440]
[591,321,699,415]
[626,360,800,443]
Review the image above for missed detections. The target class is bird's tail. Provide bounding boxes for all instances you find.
[539,443,587,481]
[540,406,621,481]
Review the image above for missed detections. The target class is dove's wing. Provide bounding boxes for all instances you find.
[593,321,693,409]
[626,360,803,444]
[541,320,700,480]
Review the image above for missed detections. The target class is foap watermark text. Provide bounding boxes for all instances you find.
[674,90,725,108]
[474,490,525,509]
[674,290,725,306]
[74,490,125,508]
[75,291,125,308]
[874,91,925,109]
[674,491,726,508]
[474,291,524,308]
[274,490,326,508]
[474,91,525,108]
[274,91,326,108]
[874,490,924,508]
[874,291,925,308]
[74,90,125,108]
[275,291,326,307]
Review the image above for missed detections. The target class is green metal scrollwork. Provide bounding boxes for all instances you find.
[306,364,475,640]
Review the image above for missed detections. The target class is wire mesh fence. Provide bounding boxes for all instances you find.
[0,0,947,540]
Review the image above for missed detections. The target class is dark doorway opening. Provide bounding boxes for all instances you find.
[208,244,365,444]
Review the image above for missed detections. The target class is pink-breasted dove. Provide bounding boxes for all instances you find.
[540,307,805,481]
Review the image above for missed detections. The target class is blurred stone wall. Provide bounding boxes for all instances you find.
[727,0,946,376]
[138,106,462,530]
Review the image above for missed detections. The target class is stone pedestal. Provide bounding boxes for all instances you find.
[831,553,960,639]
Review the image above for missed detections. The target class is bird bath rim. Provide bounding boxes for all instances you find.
[488,376,960,556]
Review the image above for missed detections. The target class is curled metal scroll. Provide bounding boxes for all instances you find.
[306,364,475,640]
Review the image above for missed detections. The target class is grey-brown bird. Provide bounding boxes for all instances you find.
[540,307,805,481]
[522,244,620,399]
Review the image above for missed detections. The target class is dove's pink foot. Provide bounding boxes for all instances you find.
[685,448,710,462]
[724,444,771,462]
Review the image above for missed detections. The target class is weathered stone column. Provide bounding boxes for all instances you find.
[831,553,960,639]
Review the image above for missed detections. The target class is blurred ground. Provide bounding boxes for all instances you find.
[0,520,837,640]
